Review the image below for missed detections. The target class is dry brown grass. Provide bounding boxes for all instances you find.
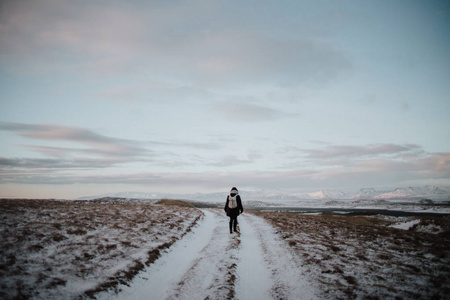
[155,198,195,208]
[253,211,450,300]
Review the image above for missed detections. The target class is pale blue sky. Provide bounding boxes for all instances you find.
[1,0,449,198]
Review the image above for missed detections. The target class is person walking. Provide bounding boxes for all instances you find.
[224,187,244,234]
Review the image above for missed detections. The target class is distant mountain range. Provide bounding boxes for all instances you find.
[78,186,450,202]
[353,186,450,201]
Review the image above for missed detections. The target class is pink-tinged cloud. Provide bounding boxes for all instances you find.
[2,147,449,189]
[0,0,147,74]
[414,153,450,172]
[0,122,147,158]
[0,0,351,86]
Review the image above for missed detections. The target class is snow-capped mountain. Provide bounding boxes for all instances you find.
[372,186,450,200]
[77,186,450,202]
[306,190,351,200]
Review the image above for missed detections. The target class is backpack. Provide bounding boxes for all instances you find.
[228,195,238,209]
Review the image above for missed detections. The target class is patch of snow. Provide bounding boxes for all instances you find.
[389,219,421,230]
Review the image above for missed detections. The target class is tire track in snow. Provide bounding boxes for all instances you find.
[235,214,273,299]
[239,213,319,300]
[97,209,239,300]
[167,209,239,300]
[98,209,318,300]
[167,211,318,299]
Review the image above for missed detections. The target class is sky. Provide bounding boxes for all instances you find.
[1,0,449,199]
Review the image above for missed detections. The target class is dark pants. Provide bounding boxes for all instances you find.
[229,215,238,233]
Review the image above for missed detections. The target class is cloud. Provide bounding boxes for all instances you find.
[179,30,351,87]
[0,122,147,158]
[212,102,295,122]
[0,122,150,171]
[0,157,124,169]
[413,152,450,172]
[296,143,450,186]
[1,149,449,192]
[0,169,316,191]
[0,0,148,74]
[0,121,228,173]
[0,157,62,168]
[0,0,351,87]
[1,122,449,191]
[267,143,450,189]
[307,153,450,184]
[303,143,421,159]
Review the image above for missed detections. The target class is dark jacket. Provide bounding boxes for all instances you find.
[224,195,244,217]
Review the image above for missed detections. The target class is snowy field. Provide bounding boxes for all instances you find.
[0,199,202,299]
[255,211,450,299]
[1,198,449,299]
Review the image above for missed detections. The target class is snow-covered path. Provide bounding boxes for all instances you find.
[98,209,318,300]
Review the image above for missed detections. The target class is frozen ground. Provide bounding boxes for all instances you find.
[1,198,449,299]
[97,209,319,300]
[256,211,450,299]
[0,199,202,299]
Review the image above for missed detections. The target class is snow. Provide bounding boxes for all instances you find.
[0,199,202,300]
[373,186,450,200]
[388,218,446,233]
[307,189,350,200]
[239,214,318,299]
[98,209,320,300]
[389,219,421,230]
[98,210,219,300]
[1,198,448,299]
[235,215,272,299]
[256,211,450,299]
